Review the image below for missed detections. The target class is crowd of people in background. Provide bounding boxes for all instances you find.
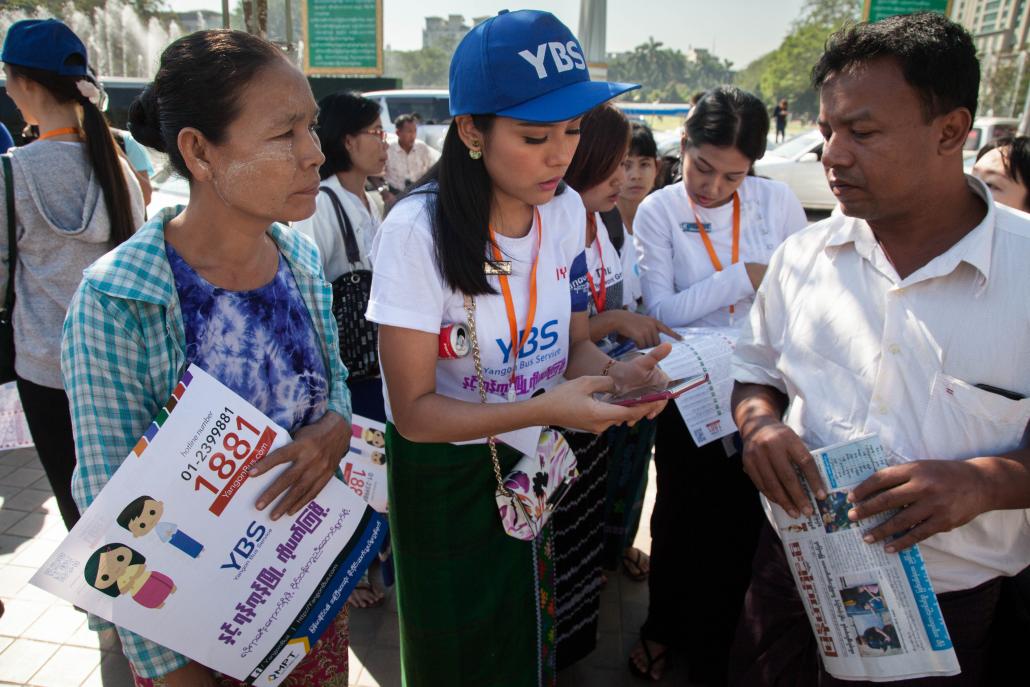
[0,7,1028,687]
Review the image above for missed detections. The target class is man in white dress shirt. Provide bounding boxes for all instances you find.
[728,13,1030,686]
[384,114,439,192]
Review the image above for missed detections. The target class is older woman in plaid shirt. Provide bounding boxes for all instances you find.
[61,31,354,686]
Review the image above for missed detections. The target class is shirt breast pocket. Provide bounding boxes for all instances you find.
[921,372,1030,460]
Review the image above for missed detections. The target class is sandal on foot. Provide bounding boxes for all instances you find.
[347,578,385,609]
[622,548,650,582]
[628,638,668,681]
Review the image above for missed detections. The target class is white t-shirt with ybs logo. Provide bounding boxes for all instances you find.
[634,175,807,328]
[367,186,588,445]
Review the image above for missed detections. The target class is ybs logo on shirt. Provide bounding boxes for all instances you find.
[518,41,586,79]
[496,319,561,364]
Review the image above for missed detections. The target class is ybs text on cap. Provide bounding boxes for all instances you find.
[449,9,638,123]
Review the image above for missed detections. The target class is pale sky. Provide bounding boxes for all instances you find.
[165,0,807,69]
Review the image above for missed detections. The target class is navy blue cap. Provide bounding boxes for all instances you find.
[449,9,638,123]
[1,19,89,77]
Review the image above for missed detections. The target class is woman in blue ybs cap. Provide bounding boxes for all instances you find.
[367,9,671,685]
[0,19,144,531]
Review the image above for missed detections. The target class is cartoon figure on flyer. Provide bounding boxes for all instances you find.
[352,424,385,448]
[116,496,204,558]
[83,543,177,609]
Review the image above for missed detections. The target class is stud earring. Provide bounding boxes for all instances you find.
[469,143,482,160]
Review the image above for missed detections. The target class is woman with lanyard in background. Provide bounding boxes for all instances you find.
[554,103,679,669]
[62,30,353,686]
[294,91,390,610]
[0,19,143,531]
[628,86,807,684]
[366,11,672,686]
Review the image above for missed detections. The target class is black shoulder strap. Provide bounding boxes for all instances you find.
[598,206,625,255]
[318,186,361,265]
[2,155,15,313]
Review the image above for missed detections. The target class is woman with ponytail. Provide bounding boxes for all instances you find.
[0,19,143,530]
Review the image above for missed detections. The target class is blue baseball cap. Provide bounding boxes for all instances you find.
[2,19,89,77]
[449,9,638,123]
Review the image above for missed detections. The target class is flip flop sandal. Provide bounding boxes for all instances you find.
[628,638,669,681]
[348,579,385,609]
[622,549,650,582]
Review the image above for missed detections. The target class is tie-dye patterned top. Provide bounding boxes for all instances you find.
[166,242,329,434]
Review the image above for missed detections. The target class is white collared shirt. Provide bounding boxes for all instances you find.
[384,139,440,191]
[293,175,381,281]
[733,175,1030,592]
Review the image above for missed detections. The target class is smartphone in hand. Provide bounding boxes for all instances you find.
[594,373,709,407]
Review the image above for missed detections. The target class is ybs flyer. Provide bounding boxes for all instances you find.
[29,365,385,684]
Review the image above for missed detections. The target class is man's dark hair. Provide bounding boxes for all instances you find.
[394,113,418,129]
[812,12,980,122]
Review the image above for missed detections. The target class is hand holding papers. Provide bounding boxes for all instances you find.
[769,435,959,681]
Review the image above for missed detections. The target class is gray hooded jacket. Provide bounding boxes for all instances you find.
[0,140,144,388]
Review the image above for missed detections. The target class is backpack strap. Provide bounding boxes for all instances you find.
[2,155,15,314]
[598,206,625,255]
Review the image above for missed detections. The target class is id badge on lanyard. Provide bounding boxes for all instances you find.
[689,192,741,324]
[489,208,543,402]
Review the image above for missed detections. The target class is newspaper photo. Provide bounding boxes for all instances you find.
[654,326,738,446]
[29,365,385,684]
[770,435,959,681]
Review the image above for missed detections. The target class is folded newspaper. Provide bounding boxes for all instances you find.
[770,435,959,681]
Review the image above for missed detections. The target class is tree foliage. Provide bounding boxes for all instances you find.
[607,38,734,102]
[384,45,451,88]
[734,0,861,120]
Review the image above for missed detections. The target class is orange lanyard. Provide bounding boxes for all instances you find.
[38,127,83,141]
[584,214,606,313]
[489,207,542,402]
[688,192,741,315]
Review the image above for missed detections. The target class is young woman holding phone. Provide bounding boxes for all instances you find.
[367,10,671,686]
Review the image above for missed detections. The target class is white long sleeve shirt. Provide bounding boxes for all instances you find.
[633,176,807,327]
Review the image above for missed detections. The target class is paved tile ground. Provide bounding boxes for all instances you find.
[0,445,695,686]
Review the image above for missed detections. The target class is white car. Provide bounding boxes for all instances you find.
[754,130,835,210]
[362,89,451,151]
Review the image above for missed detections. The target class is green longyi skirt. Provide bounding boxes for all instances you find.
[386,424,556,687]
